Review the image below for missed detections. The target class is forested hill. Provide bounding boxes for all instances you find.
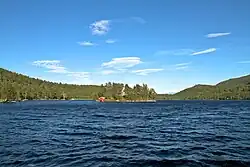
[0,68,157,101]
[158,75,250,100]
[1,67,249,101]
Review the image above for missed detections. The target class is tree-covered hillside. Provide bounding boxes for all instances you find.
[1,67,249,101]
[159,75,250,100]
[0,68,157,101]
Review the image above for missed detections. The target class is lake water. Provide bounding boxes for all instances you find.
[1,100,250,167]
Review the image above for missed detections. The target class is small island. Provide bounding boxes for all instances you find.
[93,82,157,103]
[0,67,250,102]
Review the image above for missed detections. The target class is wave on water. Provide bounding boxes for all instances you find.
[1,100,250,166]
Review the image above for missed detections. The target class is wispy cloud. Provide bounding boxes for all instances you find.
[155,49,194,56]
[206,32,231,38]
[172,62,191,70]
[89,20,110,35]
[78,41,96,46]
[101,70,117,75]
[174,66,189,70]
[89,17,145,36]
[32,60,68,73]
[130,17,146,24]
[132,68,164,76]
[191,48,216,56]
[237,60,250,64]
[163,62,191,71]
[105,39,116,44]
[174,62,192,67]
[102,57,142,69]
[67,72,89,79]
[156,48,216,56]
[32,60,90,80]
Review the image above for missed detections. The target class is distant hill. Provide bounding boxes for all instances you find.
[216,75,250,88]
[0,68,157,101]
[158,75,250,100]
[0,68,104,100]
[1,67,249,101]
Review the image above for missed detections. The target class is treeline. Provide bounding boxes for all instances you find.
[0,68,156,101]
[157,75,250,100]
[171,85,250,100]
[92,82,157,100]
[1,67,249,101]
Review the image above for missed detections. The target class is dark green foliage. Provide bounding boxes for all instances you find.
[0,68,104,100]
[0,68,156,101]
[2,67,248,101]
[124,84,156,100]
[93,82,157,100]
[157,75,250,100]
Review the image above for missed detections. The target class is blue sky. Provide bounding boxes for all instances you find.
[1,0,250,93]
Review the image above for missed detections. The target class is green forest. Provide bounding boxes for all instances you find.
[158,75,250,100]
[0,68,157,101]
[1,67,250,102]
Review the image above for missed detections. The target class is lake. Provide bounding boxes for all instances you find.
[0,100,250,167]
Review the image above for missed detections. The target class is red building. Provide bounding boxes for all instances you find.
[98,97,105,102]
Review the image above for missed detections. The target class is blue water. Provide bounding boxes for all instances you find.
[1,100,250,167]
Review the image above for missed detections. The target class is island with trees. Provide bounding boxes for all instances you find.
[0,67,250,102]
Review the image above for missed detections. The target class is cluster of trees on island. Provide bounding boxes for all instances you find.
[1,67,250,101]
[0,68,156,101]
[92,82,157,101]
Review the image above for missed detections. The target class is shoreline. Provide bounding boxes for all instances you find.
[1,99,250,103]
[96,99,157,103]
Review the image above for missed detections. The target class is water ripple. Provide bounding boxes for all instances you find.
[1,100,250,166]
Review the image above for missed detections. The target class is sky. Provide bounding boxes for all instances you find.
[0,0,250,93]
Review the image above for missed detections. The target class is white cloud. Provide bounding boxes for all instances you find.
[90,20,110,35]
[105,39,116,44]
[67,72,89,79]
[32,60,60,64]
[191,48,216,56]
[156,48,216,56]
[155,49,194,56]
[132,68,164,76]
[32,60,68,73]
[101,70,117,75]
[48,67,68,73]
[206,32,231,38]
[237,60,250,64]
[174,62,192,67]
[130,17,146,24]
[174,66,189,70]
[78,41,96,46]
[102,57,142,69]
[89,17,145,36]
[163,62,191,71]
[32,60,90,81]
[172,62,191,70]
